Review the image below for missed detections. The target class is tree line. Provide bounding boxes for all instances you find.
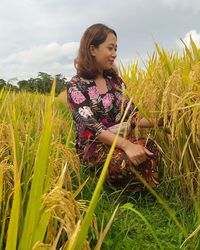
[0,72,67,96]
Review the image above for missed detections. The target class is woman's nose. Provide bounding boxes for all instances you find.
[112,50,117,58]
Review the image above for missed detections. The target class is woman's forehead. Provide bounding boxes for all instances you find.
[104,33,117,45]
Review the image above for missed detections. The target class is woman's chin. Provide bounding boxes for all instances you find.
[104,65,113,71]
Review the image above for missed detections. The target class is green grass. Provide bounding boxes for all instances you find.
[79,166,199,250]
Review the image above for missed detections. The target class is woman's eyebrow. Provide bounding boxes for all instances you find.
[108,43,118,48]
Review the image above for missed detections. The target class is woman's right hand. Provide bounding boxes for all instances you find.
[97,130,154,166]
[122,140,154,166]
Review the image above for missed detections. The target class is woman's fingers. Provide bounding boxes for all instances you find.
[132,157,145,166]
[125,143,153,166]
[131,152,146,166]
[132,159,139,166]
[131,147,153,166]
[144,147,154,157]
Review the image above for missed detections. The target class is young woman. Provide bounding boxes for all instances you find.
[66,23,162,191]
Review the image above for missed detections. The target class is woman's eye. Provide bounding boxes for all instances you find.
[108,46,117,52]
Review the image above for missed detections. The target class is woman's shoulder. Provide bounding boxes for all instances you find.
[66,75,95,97]
[107,75,125,91]
[66,75,94,88]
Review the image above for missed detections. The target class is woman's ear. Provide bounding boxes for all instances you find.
[89,45,96,57]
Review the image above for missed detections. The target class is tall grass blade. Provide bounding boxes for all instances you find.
[5,102,22,250]
[190,36,200,61]
[67,98,134,250]
[19,80,56,249]
[180,224,200,248]
[94,204,119,250]
[66,121,74,148]
[5,179,21,250]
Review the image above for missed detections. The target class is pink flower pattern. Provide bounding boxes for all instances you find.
[88,86,99,99]
[71,90,86,104]
[66,75,158,192]
[66,75,137,151]
[102,93,114,109]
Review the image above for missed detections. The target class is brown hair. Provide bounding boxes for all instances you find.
[75,23,118,79]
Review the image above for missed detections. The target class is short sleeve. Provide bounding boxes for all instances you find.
[66,80,107,138]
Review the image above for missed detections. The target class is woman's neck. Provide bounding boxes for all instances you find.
[95,73,104,80]
[94,75,108,95]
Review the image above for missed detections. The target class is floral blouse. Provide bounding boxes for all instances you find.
[66,74,137,152]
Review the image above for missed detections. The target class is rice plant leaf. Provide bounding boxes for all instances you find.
[164,51,173,74]
[5,178,21,250]
[0,89,9,114]
[153,38,162,58]
[153,39,172,74]
[18,80,56,250]
[5,100,22,250]
[0,169,2,205]
[94,204,119,250]
[180,223,200,248]
[31,211,51,245]
[190,36,200,61]
[67,98,134,250]
[73,177,89,198]
[66,121,74,148]
[0,191,13,249]
[180,38,192,61]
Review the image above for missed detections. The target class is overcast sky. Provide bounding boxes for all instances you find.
[0,0,200,82]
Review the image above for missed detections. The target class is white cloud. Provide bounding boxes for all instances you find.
[161,0,200,13]
[1,42,79,64]
[177,30,200,49]
[0,42,79,80]
[0,0,200,80]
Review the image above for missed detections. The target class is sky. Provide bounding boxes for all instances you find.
[0,0,200,83]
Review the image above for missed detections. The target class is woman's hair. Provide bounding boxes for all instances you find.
[75,23,118,79]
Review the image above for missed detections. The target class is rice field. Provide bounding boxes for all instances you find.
[0,39,199,249]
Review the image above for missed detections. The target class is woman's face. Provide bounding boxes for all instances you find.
[90,32,117,73]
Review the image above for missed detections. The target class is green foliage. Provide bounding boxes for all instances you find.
[0,79,6,89]
[0,86,82,249]
[1,72,67,95]
[18,72,67,96]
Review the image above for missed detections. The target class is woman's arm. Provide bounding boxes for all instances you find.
[137,117,164,128]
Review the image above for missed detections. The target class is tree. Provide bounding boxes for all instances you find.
[0,79,6,89]
[54,74,67,96]
[17,72,67,96]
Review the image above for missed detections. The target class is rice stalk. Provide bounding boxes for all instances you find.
[19,80,56,249]
[67,98,134,250]
[5,99,22,250]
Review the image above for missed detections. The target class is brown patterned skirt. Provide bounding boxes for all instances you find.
[78,136,159,192]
